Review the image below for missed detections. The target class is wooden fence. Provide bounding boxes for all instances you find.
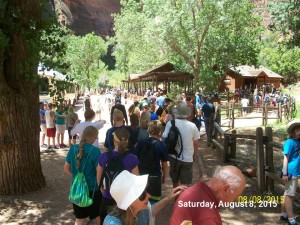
[209,119,287,194]
[217,97,296,128]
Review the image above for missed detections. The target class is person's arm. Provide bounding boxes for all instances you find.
[282,154,290,182]
[97,164,103,186]
[151,186,186,217]
[161,161,168,184]
[70,123,80,136]
[193,139,199,162]
[64,162,72,175]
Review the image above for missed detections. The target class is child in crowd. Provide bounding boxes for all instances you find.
[64,126,101,225]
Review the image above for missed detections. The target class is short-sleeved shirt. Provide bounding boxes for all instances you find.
[65,144,101,191]
[170,181,222,225]
[98,151,139,199]
[45,110,55,128]
[138,127,149,141]
[55,111,66,125]
[201,103,215,118]
[104,125,136,151]
[156,96,165,107]
[67,113,78,128]
[40,108,46,124]
[134,137,169,176]
[282,138,300,177]
[103,202,154,225]
[162,119,200,162]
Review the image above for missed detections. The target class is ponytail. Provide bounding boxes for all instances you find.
[113,128,129,155]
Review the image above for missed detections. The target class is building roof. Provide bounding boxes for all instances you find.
[229,65,283,78]
[128,62,192,82]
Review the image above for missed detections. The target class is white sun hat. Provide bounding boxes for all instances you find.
[110,170,148,210]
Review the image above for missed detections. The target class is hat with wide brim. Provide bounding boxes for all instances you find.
[287,119,300,134]
[110,171,148,210]
[173,102,192,118]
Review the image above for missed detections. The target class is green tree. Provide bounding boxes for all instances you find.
[259,33,300,84]
[113,0,263,91]
[268,0,300,47]
[65,33,108,90]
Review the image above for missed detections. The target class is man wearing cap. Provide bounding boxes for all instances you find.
[110,98,128,126]
[162,102,200,188]
[170,165,246,225]
[279,120,300,225]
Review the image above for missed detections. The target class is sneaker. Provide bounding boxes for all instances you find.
[53,146,59,150]
[47,146,52,150]
[41,144,47,148]
[286,221,300,225]
[61,144,67,148]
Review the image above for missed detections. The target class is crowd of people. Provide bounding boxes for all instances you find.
[39,87,300,225]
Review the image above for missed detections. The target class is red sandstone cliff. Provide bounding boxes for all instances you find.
[58,0,120,37]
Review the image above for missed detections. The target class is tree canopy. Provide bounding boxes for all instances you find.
[112,0,263,92]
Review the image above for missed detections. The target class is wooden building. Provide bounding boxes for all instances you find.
[122,62,193,95]
[220,65,283,92]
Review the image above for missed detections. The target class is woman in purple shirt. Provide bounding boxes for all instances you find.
[97,128,139,224]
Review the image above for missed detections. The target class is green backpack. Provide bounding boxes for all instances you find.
[69,146,95,207]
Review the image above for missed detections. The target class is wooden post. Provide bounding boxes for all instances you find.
[262,105,265,126]
[265,104,268,125]
[265,127,274,193]
[279,103,282,122]
[230,130,237,159]
[208,115,214,147]
[256,127,265,193]
[231,107,235,129]
[223,135,230,163]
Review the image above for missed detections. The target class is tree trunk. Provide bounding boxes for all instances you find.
[0,0,46,195]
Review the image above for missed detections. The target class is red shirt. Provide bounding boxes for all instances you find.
[170,181,222,225]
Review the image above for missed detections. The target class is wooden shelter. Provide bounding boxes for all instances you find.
[122,62,193,95]
[220,65,283,92]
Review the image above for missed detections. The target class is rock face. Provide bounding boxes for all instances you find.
[57,0,120,37]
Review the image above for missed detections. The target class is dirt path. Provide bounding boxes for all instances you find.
[0,96,292,224]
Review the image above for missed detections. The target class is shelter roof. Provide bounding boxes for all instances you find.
[128,62,192,82]
[229,65,283,78]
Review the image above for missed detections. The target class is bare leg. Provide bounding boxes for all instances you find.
[282,195,295,218]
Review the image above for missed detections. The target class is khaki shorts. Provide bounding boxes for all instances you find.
[40,124,47,134]
[56,124,66,134]
[169,156,193,185]
[284,177,299,196]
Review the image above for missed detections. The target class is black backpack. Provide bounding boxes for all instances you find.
[137,139,158,175]
[84,98,90,108]
[166,120,183,158]
[102,151,126,191]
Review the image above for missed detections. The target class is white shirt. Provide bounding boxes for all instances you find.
[162,119,200,162]
[45,110,55,128]
[71,121,105,147]
[241,98,249,107]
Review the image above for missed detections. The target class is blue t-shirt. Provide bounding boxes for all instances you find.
[134,137,169,177]
[66,144,101,191]
[103,207,150,225]
[282,138,300,177]
[40,108,46,124]
[156,96,165,107]
[98,151,139,199]
[201,103,214,118]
